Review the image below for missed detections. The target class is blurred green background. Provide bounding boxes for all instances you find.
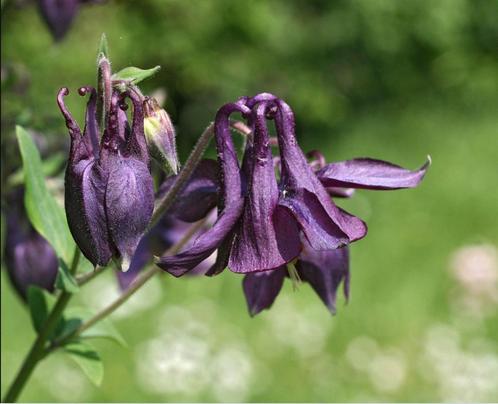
[1,0,498,402]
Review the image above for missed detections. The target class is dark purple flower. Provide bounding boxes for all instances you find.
[158,93,429,277]
[4,208,58,300]
[228,101,301,272]
[157,100,249,276]
[157,159,219,223]
[58,86,154,271]
[37,0,104,41]
[243,241,349,316]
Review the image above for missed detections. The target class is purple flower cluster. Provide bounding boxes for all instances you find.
[58,87,154,271]
[6,88,427,316]
[158,93,429,314]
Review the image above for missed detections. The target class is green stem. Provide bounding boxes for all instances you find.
[3,249,80,403]
[148,119,251,230]
[148,122,214,229]
[50,218,207,350]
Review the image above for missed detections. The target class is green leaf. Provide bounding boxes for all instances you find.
[64,341,104,386]
[26,286,64,338]
[16,126,74,264]
[55,260,80,294]
[7,152,65,187]
[26,286,52,333]
[112,66,161,85]
[80,319,127,347]
[63,307,127,347]
[97,33,109,60]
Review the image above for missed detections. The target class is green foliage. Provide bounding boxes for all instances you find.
[97,33,109,61]
[112,65,161,86]
[26,286,56,334]
[64,307,127,347]
[55,261,80,294]
[64,341,104,386]
[16,126,74,265]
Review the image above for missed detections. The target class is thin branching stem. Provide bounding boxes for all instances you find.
[3,248,80,403]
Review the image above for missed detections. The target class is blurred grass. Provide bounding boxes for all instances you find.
[1,0,498,402]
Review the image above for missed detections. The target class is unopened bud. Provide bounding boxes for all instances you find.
[143,97,179,175]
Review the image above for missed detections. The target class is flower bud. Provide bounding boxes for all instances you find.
[143,97,179,175]
[5,208,58,300]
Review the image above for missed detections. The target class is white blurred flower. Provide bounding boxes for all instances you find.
[449,244,498,314]
[367,349,407,393]
[265,295,333,358]
[345,336,379,371]
[136,334,211,396]
[38,356,91,401]
[134,303,257,401]
[79,271,162,319]
[421,324,498,402]
[211,345,253,402]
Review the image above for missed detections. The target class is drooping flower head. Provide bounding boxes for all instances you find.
[158,93,429,285]
[57,86,154,271]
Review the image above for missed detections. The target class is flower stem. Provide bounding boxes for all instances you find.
[50,218,207,350]
[3,248,80,403]
[149,119,251,229]
[148,122,214,229]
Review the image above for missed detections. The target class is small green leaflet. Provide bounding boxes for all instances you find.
[16,126,74,265]
[64,341,104,386]
[27,286,54,333]
[112,65,161,85]
[97,33,109,60]
[55,259,80,294]
[63,307,127,347]
[26,286,65,338]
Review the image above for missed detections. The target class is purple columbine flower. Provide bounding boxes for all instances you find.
[243,242,349,316]
[158,93,429,277]
[4,201,59,300]
[58,86,154,271]
[37,0,104,41]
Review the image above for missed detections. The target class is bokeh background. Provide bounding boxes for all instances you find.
[1,0,498,402]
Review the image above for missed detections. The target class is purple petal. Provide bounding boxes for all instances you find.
[296,243,350,314]
[59,88,115,266]
[317,157,431,190]
[157,101,249,276]
[279,189,349,249]
[57,88,92,164]
[274,99,367,244]
[126,91,149,165]
[242,266,287,316]
[105,156,154,271]
[157,159,219,223]
[37,0,79,41]
[229,102,301,273]
[78,86,100,157]
[157,199,244,277]
[116,234,150,290]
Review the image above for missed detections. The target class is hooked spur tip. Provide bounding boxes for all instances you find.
[78,86,96,97]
